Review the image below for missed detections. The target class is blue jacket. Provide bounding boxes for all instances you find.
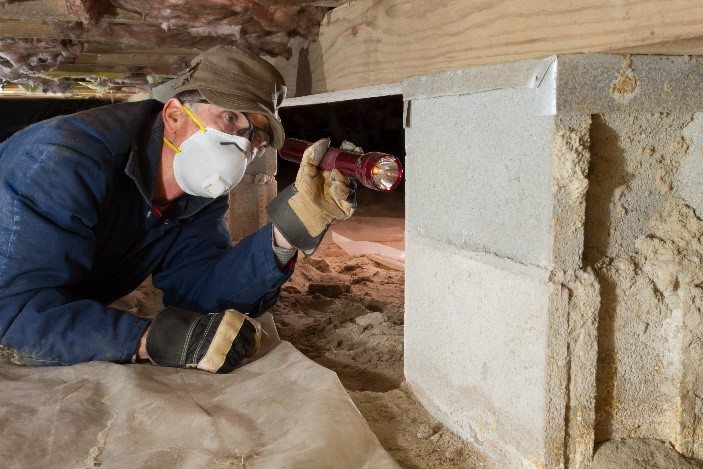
[0,100,292,365]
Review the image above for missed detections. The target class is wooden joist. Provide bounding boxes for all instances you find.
[300,0,703,94]
[0,82,136,100]
[0,0,153,23]
[612,36,703,56]
[72,52,193,68]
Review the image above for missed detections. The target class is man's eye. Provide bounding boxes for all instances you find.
[224,114,237,125]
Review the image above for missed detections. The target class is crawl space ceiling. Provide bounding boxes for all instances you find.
[0,0,339,98]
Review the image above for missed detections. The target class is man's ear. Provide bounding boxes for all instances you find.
[162,98,185,136]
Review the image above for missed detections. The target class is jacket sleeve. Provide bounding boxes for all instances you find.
[0,142,148,365]
[152,197,294,317]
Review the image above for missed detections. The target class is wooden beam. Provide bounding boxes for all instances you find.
[0,19,58,37]
[613,36,703,55]
[0,82,135,100]
[0,19,122,44]
[302,0,703,94]
[72,52,193,68]
[80,43,200,56]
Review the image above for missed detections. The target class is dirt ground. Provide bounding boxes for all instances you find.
[269,214,489,469]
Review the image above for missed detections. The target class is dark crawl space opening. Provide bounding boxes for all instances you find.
[0,99,110,143]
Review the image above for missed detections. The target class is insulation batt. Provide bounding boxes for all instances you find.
[2,1,327,93]
[0,38,81,93]
[70,0,326,58]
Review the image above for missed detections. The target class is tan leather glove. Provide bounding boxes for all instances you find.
[267,138,357,255]
[289,138,356,237]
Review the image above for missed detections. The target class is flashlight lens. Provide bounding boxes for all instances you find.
[371,157,400,191]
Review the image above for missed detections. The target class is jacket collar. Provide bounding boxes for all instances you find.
[125,102,220,220]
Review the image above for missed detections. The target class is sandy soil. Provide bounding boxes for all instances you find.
[269,215,489,469]
[591,438,703,469]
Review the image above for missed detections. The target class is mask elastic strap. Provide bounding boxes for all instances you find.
[162,104,206,154]
[163,136,180,154]
[182,104,207,133]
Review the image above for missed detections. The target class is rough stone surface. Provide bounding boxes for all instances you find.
[608,56,639,104]
[552,115,592,270]
[403,55,703,469]
[585,111,703,459]
[675,113,703,217]
[591,438,703,469]
[548,268,601,468]
[555,55,703,114]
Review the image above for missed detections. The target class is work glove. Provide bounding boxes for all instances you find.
[146,307,260,374]
[267,138,357,255]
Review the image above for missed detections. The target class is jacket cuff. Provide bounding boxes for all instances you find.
[272,241,297,267]
[118,313,150,364]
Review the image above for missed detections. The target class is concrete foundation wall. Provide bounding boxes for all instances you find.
[405,234,554,464]
[233,52,703,466]
[404,55,703,467]
[406,89,555,268]
[404,79,590,467]
[405,74,599,466]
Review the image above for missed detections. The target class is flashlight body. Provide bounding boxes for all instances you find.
[278,138,403,192]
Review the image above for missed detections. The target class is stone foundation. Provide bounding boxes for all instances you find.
[403,55,703,467]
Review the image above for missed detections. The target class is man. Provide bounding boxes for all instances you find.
[0,46,355,373]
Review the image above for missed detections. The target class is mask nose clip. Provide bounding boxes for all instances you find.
[220,141,247,153]
[220,137,254,164]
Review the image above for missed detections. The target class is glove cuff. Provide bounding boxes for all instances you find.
[267,184,327,255]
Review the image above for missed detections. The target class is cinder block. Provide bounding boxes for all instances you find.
[404,54,703,467]
[405,89,556,269]
[405,233,555,465]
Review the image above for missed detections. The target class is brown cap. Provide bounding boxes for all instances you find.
[173,45,287,149]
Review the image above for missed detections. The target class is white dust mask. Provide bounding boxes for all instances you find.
[163,105,254,198]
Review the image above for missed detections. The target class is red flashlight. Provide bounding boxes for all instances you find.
[278,138,404,192]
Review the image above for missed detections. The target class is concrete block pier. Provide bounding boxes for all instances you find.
[403,55,703,467]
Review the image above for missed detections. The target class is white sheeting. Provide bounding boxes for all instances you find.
[0,316,398,468]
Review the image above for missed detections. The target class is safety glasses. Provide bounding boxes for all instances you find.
[182,103,272,161]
